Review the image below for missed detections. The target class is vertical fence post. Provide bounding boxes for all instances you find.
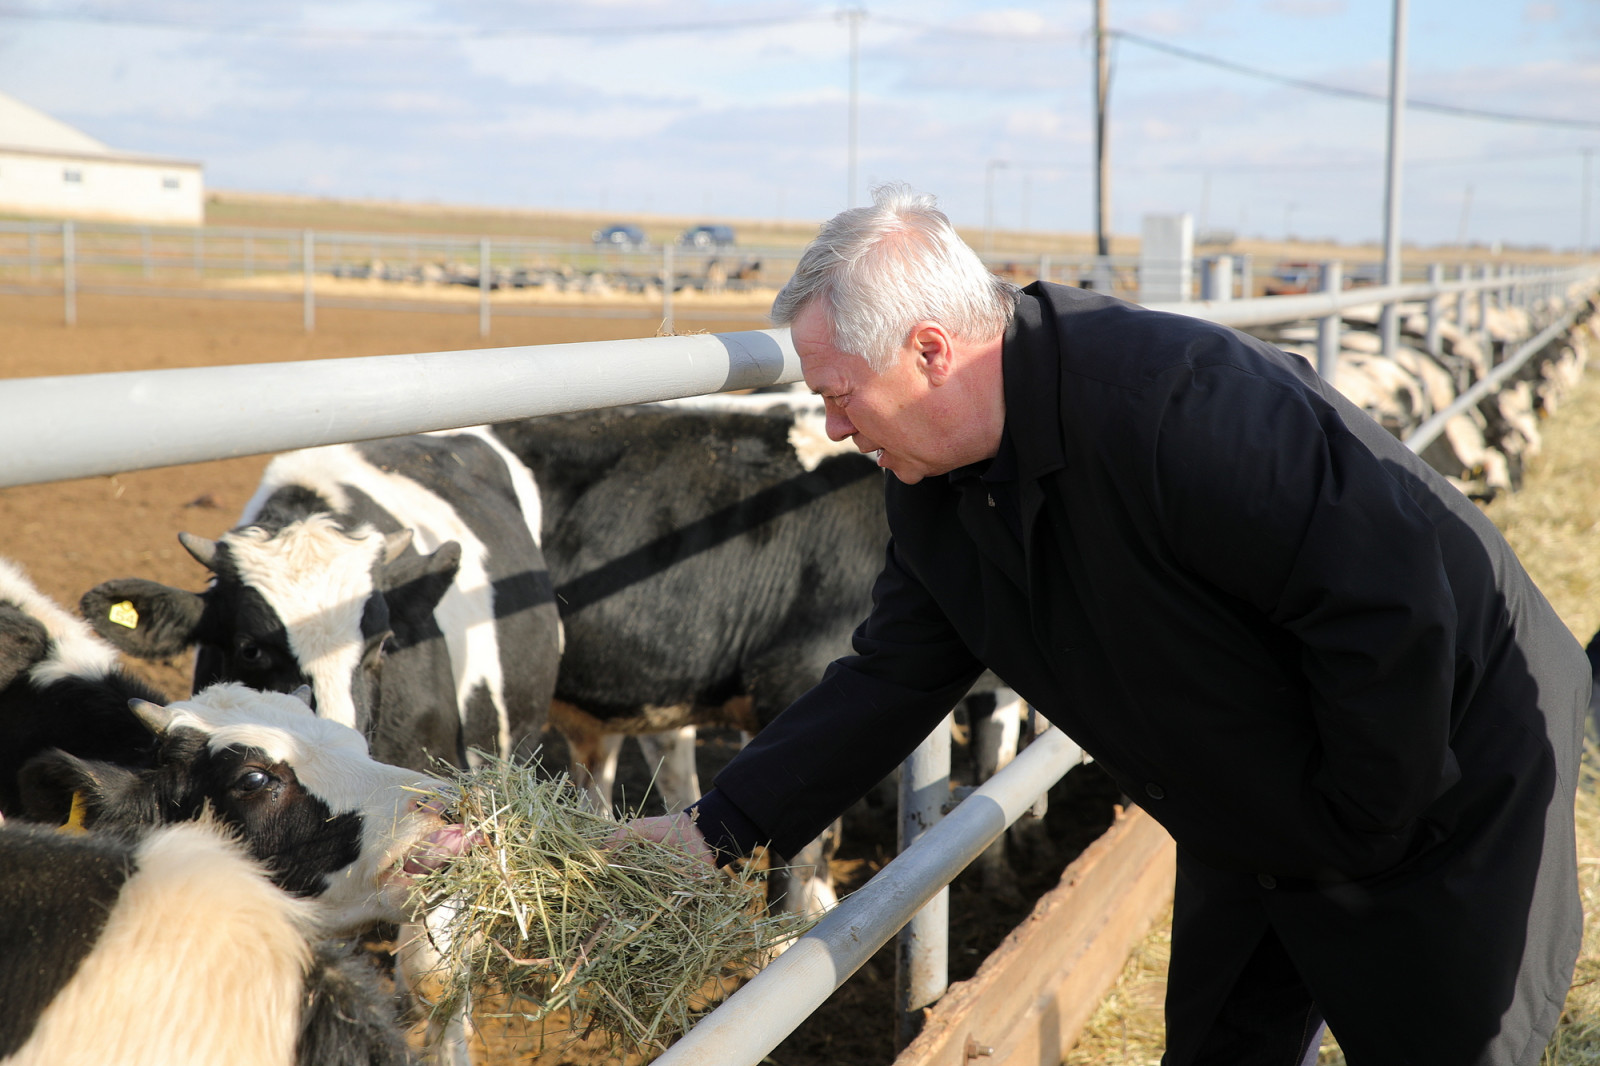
[1038,253,1051,285]
[1478,264,1492,361]
[662,242,675,335]
[62,221,76,327]
[302,229,316,334]
[1425,262,1442,357]
[1238,252,1254,299]
[896,713,952,1050]
[1202,256,1233,301]
[1456,263,1470,331]
[478,238,491,338]
[141,227,153,280]
[1317,260,1343,381]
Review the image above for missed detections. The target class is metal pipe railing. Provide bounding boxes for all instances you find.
[652,726,1084,1066]
[0,329,799,488]
[1145,264,1597,330]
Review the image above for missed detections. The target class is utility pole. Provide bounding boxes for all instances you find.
[1093,0,1111,263]
[984,159,1009,258]
[1379,0,1408,357]
[1583,148,1593,257]
[842,7,867,209]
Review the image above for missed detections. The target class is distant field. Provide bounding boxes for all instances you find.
[200,189,1587,270]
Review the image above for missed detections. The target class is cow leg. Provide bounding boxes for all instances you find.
[634,726,700,814]
[396,907,476,1066]
[970,690,1030,901]
[552,701,626,813]
[767,817,841,957]
[571,734,625,814]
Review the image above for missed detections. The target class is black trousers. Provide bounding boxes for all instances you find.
[1162,855,1325,1066]
[1159,831,1580,1066]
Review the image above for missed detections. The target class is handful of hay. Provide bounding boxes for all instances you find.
[407,754,810,1052]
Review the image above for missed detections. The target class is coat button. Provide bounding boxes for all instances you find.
[1144,782,1165,800]
[1257,873,1277,890]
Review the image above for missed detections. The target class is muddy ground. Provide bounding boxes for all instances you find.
[0,289,1122,1065]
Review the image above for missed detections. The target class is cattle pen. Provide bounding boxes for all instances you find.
[1,262,1598,1066]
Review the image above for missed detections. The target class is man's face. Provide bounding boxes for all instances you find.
[793,300,949,485]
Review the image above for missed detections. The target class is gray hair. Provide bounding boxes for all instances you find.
[771,183,1021,374]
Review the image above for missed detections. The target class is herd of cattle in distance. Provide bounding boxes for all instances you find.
[1,398,1036,1066]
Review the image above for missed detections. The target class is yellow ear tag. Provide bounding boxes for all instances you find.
[108,601,139,629]
[58,791,90,835]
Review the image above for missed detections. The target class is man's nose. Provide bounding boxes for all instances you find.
[825,407,855,442]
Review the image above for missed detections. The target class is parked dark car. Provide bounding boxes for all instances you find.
[678,224,736,249]
[593,224,648,250]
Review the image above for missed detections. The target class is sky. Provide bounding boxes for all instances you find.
[1,0,1597,252]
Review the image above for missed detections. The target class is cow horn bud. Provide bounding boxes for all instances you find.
[382,528,414,563]
[128,698,174,735]
[290,685,315,709]
[178,532,220,571]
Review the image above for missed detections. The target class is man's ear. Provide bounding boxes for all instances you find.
[910,321,955,385]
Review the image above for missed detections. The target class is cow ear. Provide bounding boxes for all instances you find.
[379,540,462,615]
[80,578,206,660]
[382,528,415,564]
[16,751,143,828]
[0,603,50,690]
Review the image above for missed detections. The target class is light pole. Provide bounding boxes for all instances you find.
[1379,0,1408,357]
[1093,0,1111,261]
[984,160,1009,258]
[840,7,867,209]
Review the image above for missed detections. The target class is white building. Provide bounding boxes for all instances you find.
[0,92,203,225]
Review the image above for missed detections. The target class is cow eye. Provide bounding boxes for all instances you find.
[233,768,272,793]
[238,641,266,666]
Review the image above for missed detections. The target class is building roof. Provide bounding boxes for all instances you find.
[0,90,199,167]
[0,91,110,155]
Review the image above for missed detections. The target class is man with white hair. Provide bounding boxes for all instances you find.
[638,183,1587,1065]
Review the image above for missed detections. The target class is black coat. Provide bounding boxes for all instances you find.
[707,282,1588,1060]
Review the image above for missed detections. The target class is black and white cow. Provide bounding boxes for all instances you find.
[0,556,167,817]
[494,404,885,808]
[80,426,562,772]
[15,681,477,1063]
[0,558,471,1062]
[0,820,412,1066]
[16,681,471,935]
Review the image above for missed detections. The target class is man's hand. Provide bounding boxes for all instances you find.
[609,812,716,867]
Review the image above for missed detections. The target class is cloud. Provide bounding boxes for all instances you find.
[1261,0,1346,17]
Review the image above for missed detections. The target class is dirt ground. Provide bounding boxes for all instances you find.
[0,289,1122,1065]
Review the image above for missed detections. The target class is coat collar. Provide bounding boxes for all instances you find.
[1002,284,1068,482]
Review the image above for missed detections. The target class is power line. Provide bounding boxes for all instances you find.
[0,6,821,41]
[1110,29,1600,132]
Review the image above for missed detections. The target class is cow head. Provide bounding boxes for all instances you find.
[16,682,470,931]
[80,517,462,759]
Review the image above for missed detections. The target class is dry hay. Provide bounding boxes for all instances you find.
[407,755,810,1055]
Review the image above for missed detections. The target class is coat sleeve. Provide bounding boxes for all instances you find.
[1149,354,1460,843]
[707,539,987,860]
